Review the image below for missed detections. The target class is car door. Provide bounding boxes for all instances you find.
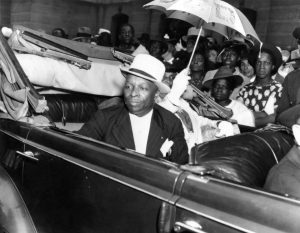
[7,123,182,233]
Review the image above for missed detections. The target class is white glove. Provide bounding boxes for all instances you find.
[1,27,12,38]
[167,68,191,106]
[215,121,234,138]
[292,124,300,146]
[263,92,277,115]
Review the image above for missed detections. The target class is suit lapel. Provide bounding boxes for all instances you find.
[111,107,135,150]
[146,108,166,157]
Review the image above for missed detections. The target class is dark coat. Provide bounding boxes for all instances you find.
[276,69,300,127]
[77,103,188,164]
[264,145,300,199]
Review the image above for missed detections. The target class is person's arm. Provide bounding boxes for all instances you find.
[254,112,276,127]
[276,75,291,116]
[76,110,105,141]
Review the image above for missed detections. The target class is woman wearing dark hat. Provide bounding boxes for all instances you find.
[203,66,255,127]
[237,43,283,127]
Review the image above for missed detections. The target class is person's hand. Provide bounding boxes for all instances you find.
[167,68,191,106]
[1,27,12,38]
[263,92,277,115]
[215,121,234,138]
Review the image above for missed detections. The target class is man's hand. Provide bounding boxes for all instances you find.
[167,69,191,106]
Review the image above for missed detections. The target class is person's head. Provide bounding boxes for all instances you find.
[221,47,239,68]
[183,27,205,54]
[206,36,217,49]
[99,32,112,46]
[118,23,135,45]
[240,57,255,78]
[95,28,112,47]
[186,36,197,53]
[207,47,219,64]
[120,54,170,116]
[73,26,91,43]
[255,43,282,79]
[211,78,235,103]
[52,28,67,38]
[149,39,168,58]
[190,51,205,72]
[203,66,243,103]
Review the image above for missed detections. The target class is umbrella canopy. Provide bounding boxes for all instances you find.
[144,0,259,41]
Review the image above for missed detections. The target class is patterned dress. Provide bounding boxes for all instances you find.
[237,80,283,112]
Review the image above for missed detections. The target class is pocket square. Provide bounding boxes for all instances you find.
[160,139,174,157]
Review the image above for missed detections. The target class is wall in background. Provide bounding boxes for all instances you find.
[0,0,299,49]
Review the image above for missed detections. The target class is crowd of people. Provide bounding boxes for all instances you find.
[51,23,300,199]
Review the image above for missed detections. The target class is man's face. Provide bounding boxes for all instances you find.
[119,25,133,44]
[211,79,232,102]
[255,52,274,79]
[123,74,158,117]
[221,48,239,68]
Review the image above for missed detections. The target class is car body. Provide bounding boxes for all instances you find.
[0,26,300,233]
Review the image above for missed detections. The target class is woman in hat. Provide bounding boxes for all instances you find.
[237,43,283,127]
[203,66,255,127]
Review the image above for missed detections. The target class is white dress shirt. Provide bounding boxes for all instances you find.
[129,110,153,154]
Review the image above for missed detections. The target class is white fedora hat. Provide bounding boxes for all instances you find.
[120,54,170,93]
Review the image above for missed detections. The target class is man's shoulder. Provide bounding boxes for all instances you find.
[153,104,181,123]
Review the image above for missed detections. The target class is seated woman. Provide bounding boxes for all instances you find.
[237,43,283,127]
[203,66,255,127]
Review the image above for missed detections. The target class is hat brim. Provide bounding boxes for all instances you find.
[203,75,243,90]
[120,66,170,94]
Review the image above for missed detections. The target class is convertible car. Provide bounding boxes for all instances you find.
[0,26,300,233]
